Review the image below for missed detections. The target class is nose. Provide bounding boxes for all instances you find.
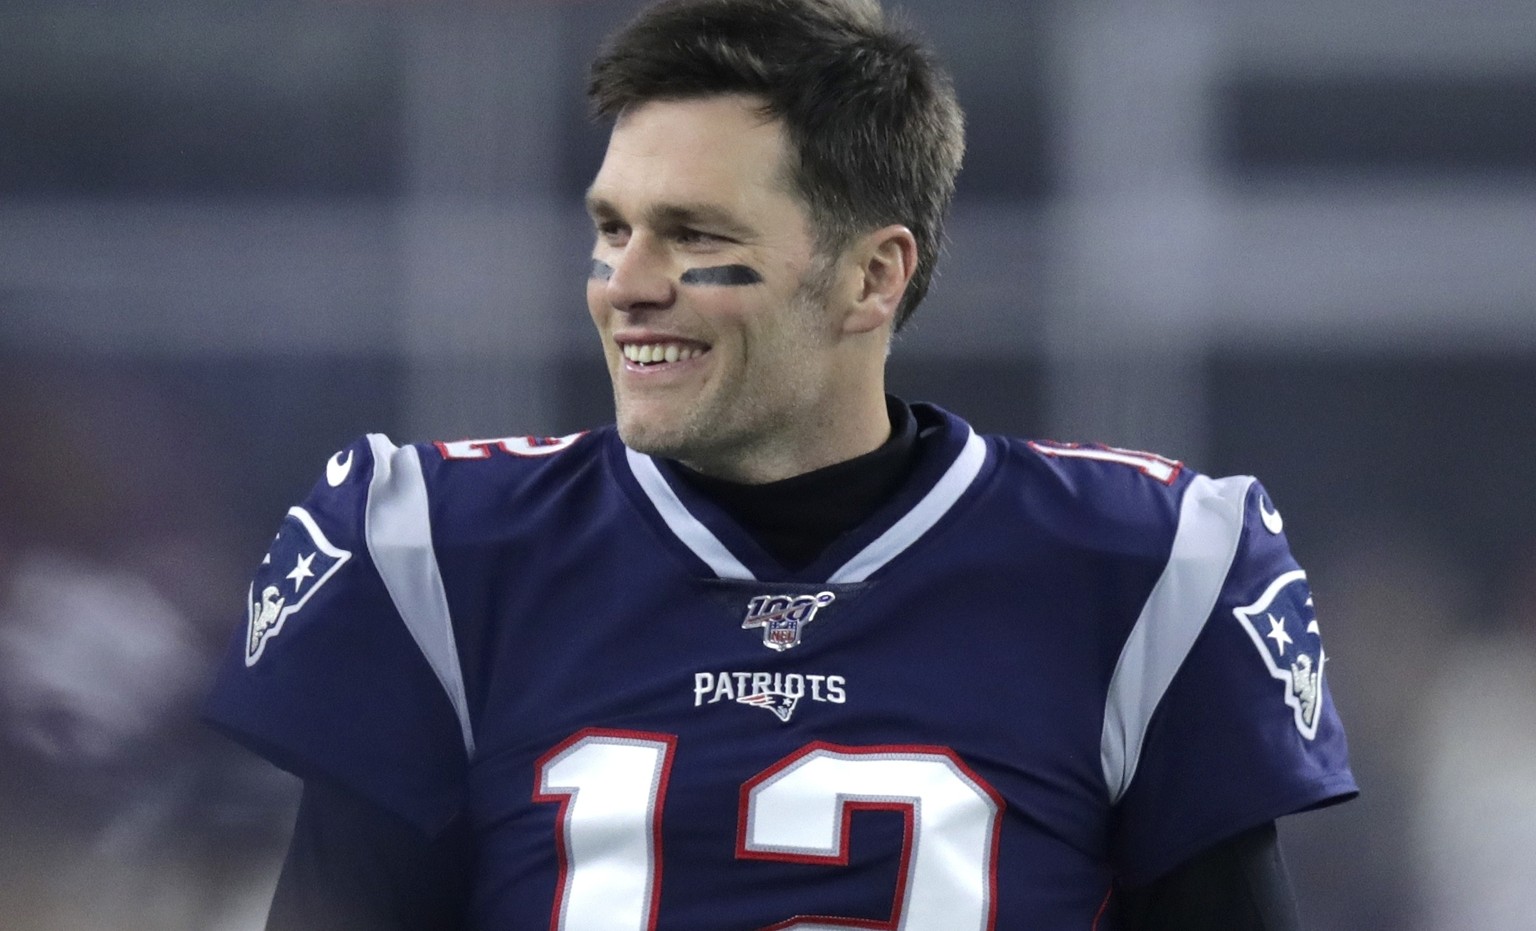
[603,235,676,313]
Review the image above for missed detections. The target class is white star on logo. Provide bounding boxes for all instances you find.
[287,552,317,591]
[1266,612,1294,655]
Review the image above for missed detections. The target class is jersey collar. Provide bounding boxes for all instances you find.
[617,403,990,583]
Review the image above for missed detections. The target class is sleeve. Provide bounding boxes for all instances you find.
[1106,476,1357,886]
[203,435,473,836]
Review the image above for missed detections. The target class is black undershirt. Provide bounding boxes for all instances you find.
[670,396,919,570]
[266,399,1301,930]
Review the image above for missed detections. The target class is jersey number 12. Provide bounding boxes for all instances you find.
[535,728,1003,931]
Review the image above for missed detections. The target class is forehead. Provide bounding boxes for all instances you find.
[586,96,803,225]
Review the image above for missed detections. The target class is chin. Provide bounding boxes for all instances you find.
[614,413,688,459]
[614,391,699,451]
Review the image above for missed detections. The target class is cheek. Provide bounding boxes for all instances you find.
[738,309,812,369]
[586,281,609,325]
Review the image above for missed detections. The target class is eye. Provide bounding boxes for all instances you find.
[594,219,629,245]
[675,228,726,247]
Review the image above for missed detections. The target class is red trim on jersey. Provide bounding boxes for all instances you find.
[736,741,1005,931]
[1027,440,1183,486]
[435,432,589,461]
[754,801,915,931]
[1090,884,1114,930]
[533,727,677,931]
[434,439,493,460]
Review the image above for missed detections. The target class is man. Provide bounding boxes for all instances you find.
[206,0,1356,927]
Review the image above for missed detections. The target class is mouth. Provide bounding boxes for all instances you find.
[619,340,709,367]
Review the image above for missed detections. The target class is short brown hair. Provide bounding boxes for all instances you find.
[588,0,965,330]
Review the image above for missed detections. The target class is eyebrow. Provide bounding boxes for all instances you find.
[584,194,757,240]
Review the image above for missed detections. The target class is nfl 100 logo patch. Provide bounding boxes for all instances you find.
[741,591,835,651]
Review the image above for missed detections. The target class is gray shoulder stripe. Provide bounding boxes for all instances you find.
[1100,473,1254,804]
[829,430,988,584]
[363,434,476,759]
[625,447,756,581]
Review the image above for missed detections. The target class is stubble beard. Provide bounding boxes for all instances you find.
[613,257,839,476]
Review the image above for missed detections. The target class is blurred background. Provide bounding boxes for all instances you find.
[2,0,1533,927]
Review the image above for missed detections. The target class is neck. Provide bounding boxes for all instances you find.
[671,397,919,569]
[680,388,893,484]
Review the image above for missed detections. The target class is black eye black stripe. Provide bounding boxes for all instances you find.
[680,264,763,286]
[589,261,763,286]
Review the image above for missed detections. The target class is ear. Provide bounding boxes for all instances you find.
[842,224,917,336]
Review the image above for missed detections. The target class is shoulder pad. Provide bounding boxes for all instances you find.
[1002,438,1194,560]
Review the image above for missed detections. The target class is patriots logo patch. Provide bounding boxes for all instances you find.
[245,507,351,666]
[736,691,801,723]
[741,592,835,651]
[1233,569,1326,739]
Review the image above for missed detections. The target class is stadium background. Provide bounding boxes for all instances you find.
[2,0,1534,927]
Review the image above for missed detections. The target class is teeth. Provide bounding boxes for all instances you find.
[622,343,704,365]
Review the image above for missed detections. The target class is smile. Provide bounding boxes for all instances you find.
[621,342,708,365]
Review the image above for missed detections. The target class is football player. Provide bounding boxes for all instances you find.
[207,0,1355,928]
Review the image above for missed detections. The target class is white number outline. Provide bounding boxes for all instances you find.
[533,727,677,931]
[534,735,1003,931]
[737,742,1004,931]
[1027,440,1182,485]
[436,432,587,461]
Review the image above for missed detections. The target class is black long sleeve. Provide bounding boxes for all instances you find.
[266,779,473,931]
[1116,821,1301,931]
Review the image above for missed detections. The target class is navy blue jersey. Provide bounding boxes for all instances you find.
[207,403,1355,930]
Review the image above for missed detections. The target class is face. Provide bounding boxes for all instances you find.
[586,95,861,482]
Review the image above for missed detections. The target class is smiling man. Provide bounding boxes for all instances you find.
[206,1,1355,928]
[585,94,893,483]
